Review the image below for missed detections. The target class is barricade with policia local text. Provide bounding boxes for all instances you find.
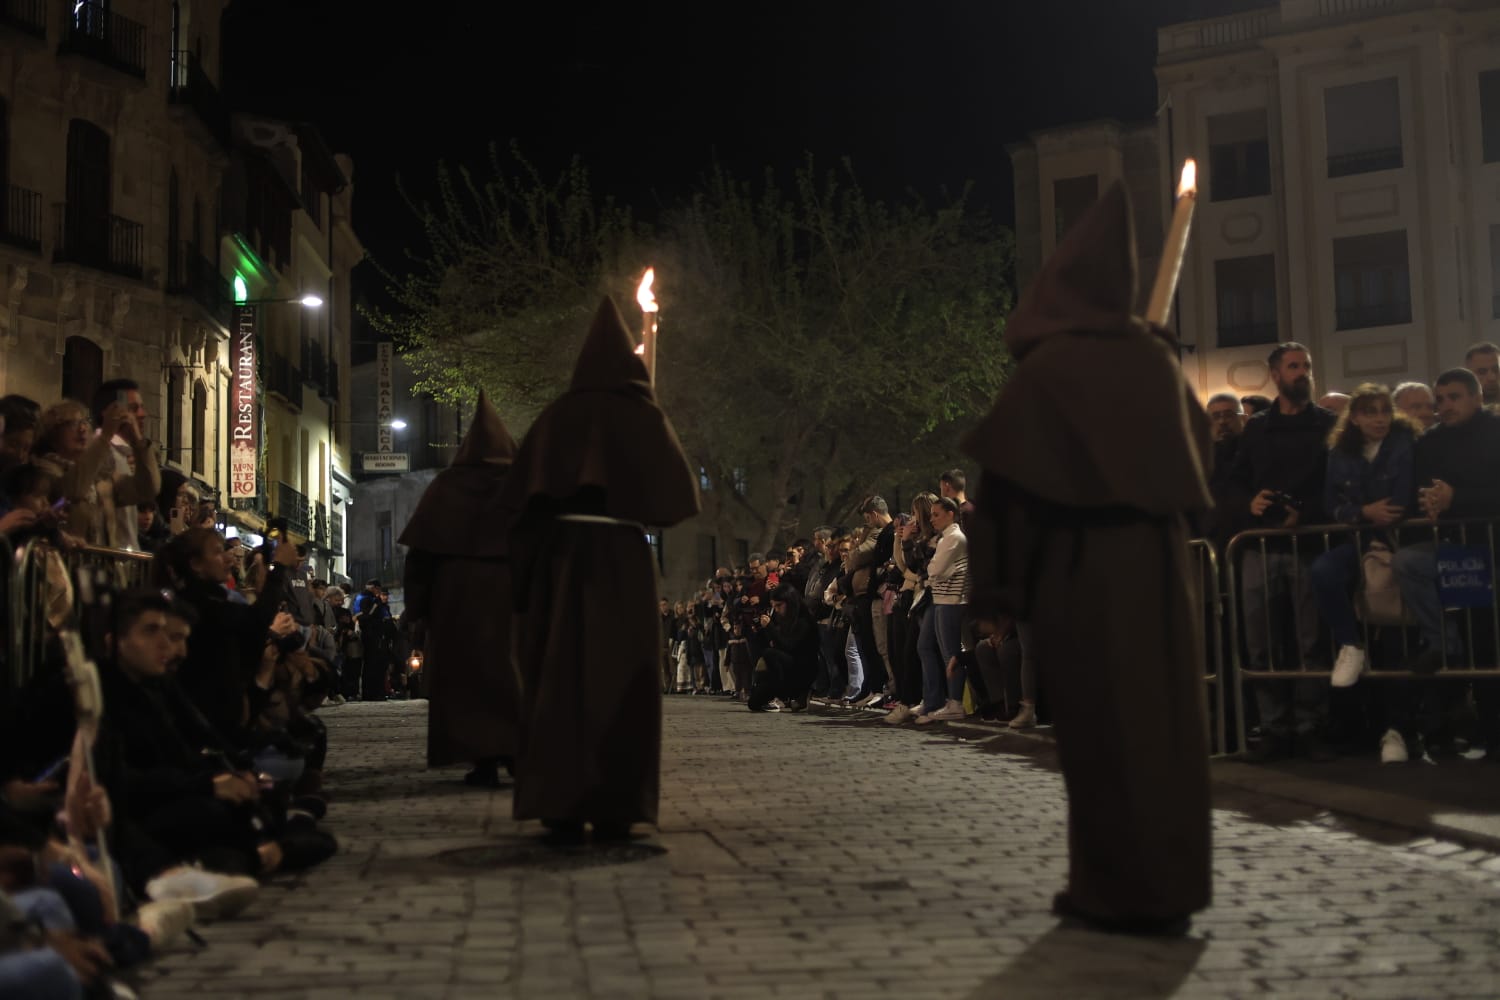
[1224,517,1500,755]
[5,535,152,695]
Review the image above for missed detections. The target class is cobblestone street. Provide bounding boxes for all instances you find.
[138,698,1500,999]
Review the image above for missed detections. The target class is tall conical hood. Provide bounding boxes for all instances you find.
[452,391,517,467]
[497,296,700,533]
[571,297,651,393]
[1004,179,1138,360]
[398,392,516,558]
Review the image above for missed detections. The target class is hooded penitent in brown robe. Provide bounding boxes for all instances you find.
[499,297,700,834]
[399,392,522,772]
[961,181,1214,933]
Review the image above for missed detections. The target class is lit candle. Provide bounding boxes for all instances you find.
[1146,159,1198,327]
[636,268,659,385]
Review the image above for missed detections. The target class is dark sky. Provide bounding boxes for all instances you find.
[222,0,1268,282]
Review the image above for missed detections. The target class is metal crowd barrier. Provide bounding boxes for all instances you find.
[1224,518,1500,751]
[1188,539,1231,756]
[5,538,152,693]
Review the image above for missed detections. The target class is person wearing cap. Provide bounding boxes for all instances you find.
[961,181,1214,935]
[400,392,522,787]
[500,297,700,841]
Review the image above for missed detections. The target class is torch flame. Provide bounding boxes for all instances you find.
[634,344,645,355]
[636,268,659,314]
[1178,159,1198,199]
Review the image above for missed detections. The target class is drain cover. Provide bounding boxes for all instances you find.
[432,838,667,872]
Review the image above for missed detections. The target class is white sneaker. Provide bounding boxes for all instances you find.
[146,866,260,920]
[928,699,967,721]
[1331,645,1366,688]
[133,900,196,951]
[882,704,913,725]
[1379,728,1409,764]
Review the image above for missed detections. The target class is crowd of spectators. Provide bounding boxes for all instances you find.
[0,381,385,998]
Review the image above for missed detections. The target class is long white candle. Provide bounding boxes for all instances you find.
[1146,160,1198,327]
[636,267,659,386]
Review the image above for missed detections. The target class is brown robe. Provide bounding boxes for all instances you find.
[399,393,522,768]
[500,297,700,826]
[961,180,1215,923]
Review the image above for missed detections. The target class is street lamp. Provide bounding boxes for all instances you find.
[389,419,407,430]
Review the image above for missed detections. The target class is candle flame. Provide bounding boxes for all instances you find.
[636,268,659,314]
[1178,159,1198,199]
[634,343,645,355]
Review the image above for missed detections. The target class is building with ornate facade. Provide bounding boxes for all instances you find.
[1011,0,1500,399]
[0,1,360,576]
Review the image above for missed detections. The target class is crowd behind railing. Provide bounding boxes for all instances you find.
[0,384,418,998]
[5,338,1500,993]
[660,340,1500,771]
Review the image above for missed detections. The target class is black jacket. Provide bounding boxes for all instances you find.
[763,603,820,674]
[1228,403,1338,526]
[175,567,290,745]
[1414,410,1500,520]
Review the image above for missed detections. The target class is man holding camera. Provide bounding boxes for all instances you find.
[1228,342,1338,761]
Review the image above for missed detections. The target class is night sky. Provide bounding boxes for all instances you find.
[222,0,1268,285]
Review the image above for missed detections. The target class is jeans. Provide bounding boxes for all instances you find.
[851,596,887,694]
[1392,542,1462,654]
[1309,543,1362,649]
[843,627,865,698]
[918,603,967,711]
[0,949,81,1000]
[1242,549,1325,737]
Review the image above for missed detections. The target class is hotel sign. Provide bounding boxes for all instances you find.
[377,341,394,453]
[230,306,258,500]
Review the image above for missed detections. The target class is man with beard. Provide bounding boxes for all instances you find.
[501,297,700,842]
[961,181,1213,935]
[400,392,521,787]
[1228,342,1338,761]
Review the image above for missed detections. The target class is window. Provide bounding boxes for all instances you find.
[167,169,180,285]
[1053,174,1098,241]
[191,380,206,474]
[1215,255,1279,347]
[61,336,103,406]
[1482,70,1500,164]
[1325,77,1403,177]
[377,509,393,568]
[1490,225,1500,318]
[731,467,748,497]
[696,533,718,581]
[165,365,184,462]
[644,530,664,573]
[64,119,111,261]
[735,538,750,566]
[698,467,714,492]
[1208,110,1271,201]
[1333,230,1412,329]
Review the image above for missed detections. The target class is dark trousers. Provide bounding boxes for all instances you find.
[362,649,390,701]
[817,622,845,696]
[139,795,262,876]
[891,593,922,706]
[851,596,888,694]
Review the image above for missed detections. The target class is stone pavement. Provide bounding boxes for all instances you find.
[137,698,1500,999]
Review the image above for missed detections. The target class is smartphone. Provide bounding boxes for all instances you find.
[115,389,129,407]
[33,755,69,783]
[168,507,186,534]
[50,497,68,513]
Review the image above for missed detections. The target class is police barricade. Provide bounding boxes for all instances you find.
[1188,538,1231,756]
[1224,518,1500,754]
[6,540,152,693]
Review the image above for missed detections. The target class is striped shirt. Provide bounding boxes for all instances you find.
[927,522,968,605]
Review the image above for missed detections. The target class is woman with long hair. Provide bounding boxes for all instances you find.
[1309,382,1417,691]
[884,493,939,724]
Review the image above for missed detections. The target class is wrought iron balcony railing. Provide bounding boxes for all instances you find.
[52,204,143,280]
[168,50,230,147]
[0,184,42,251]
[165,241,231,325]
[61,1,146,79]
[274,481,311,538]
[0,0,46,37]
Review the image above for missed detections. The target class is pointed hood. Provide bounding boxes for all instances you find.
[399,394,518,558]
[1004,180,1138,360]
[571,298,652,393]
[961,179,1211,516]
[452,392,517,467]
[498,296,700,533]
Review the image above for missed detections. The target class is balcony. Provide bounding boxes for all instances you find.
[300,336,327,388]
[0,0,46,38]
[320,358,339,405]
[274,481,311,538]
[165,241,231,326]
[1335,301,1412,330]
[1,185,42,252]
[1158,7,1277,62]
[168,50,230,149]
[59,2,145,79]
[52,204,143,280]
[264,352,304,410]
[313,501,329,548]
[330,508,344,555]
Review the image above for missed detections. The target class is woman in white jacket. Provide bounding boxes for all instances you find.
[915,497,969,723]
